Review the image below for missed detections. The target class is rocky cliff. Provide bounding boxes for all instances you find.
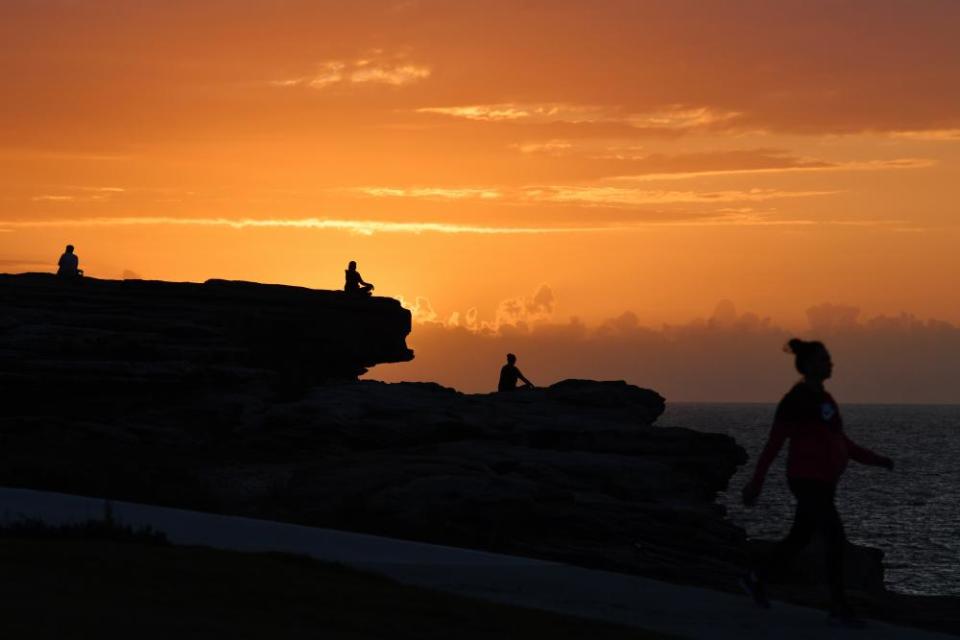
[0,274,954,634]
[0,274,413,409]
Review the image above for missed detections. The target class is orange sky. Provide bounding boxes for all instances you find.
[2,1,959,340]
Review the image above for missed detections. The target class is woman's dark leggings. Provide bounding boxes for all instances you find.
[763,478,847,606]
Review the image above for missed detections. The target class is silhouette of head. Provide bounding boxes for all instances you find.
[348,260,357,270]
[65,244,74,254]
[506,353,517,365]
[786,338,832,381]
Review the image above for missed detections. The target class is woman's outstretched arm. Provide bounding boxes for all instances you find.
[846,436,894,469]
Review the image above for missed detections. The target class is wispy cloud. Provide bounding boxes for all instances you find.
[1,213,900,235]
[520,186,837,206]
[272,54,430,89]
[352,187,502,200]
[31,195,77,202]
[29,185,127,203]
[351,181,837,208]
[607,157,936,182]
[416,103,740,131]
[890,129,960,142]
[0,216,614,236]
[511,139,573,155]
[350,62,430,86]
[0,150,133,162]
[416,103,597,122]
[626,106,741,129]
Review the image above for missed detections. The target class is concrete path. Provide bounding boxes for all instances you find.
[0,487,948,639]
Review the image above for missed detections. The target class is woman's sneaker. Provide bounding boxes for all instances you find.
[739,572,771,609]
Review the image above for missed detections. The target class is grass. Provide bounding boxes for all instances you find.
[0,502,167,545]
[0,538,670,639]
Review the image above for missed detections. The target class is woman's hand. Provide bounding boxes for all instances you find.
[741,480,761,507]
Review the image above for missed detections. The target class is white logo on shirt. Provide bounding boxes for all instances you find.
[820,402,836,421]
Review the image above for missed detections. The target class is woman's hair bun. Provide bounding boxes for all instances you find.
[784,338,806,354]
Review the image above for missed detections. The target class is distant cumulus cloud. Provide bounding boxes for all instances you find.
[494,284,555,329]
[405,296,437,323]
[806,303,861,333]
[374,298,960,404]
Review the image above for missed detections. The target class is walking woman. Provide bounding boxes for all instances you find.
[740,339,894,626]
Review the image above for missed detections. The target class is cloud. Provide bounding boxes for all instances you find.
[350,62,430,86]
[606,157,935,183]
[0,216,624,236]
[417,103,603,123]
[626,106,742,129]
[272,54,430,89]
[806,303,862,333]
[511,140,574,155]
[494,284,556,329]
[372,299,960,404]
[3,210,896,235]
[28,186,127,203]
[31,195,77,202]
[406,285,558,334]
[520,186,837,207]
[416,103,741,133]
[0,258,51,270]
[398,296,438,323]
[352,187,502,200]
[6,3,960,141]
[890,129,960,142]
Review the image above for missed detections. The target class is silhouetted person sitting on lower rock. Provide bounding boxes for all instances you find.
[344,260,374,296]
[57,245,84,279]
[498,353,534,392]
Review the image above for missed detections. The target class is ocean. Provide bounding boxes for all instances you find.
[655,402,960,596]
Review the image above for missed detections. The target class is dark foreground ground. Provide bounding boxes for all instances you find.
[0,538,667,640]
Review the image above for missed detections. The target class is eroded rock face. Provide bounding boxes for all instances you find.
[0,274,413,406]
[0,321,748,589]
[0,274,952,633]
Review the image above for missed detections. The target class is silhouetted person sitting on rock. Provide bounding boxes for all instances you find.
[57,244,83,279]
[498,353,534,392]
[344,261,374,296]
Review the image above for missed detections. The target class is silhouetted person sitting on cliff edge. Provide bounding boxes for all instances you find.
[344,260,373,296]
[57,245,83,279]
[498,353,534,392]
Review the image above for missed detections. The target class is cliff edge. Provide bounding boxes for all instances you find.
[0,274,413,406]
